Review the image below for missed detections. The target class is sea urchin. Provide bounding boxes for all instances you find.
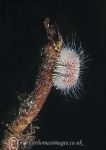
[52,40,86,99]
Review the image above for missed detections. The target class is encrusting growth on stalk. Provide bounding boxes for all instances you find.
[1,18,62,150]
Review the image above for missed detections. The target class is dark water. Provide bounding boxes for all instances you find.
[0,0,104,150]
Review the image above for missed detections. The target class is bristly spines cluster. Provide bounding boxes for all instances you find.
[52,36,89,99]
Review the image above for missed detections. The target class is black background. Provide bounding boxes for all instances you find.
[0,0,104,150]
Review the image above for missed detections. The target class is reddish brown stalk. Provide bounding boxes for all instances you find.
[1,18,62,150]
